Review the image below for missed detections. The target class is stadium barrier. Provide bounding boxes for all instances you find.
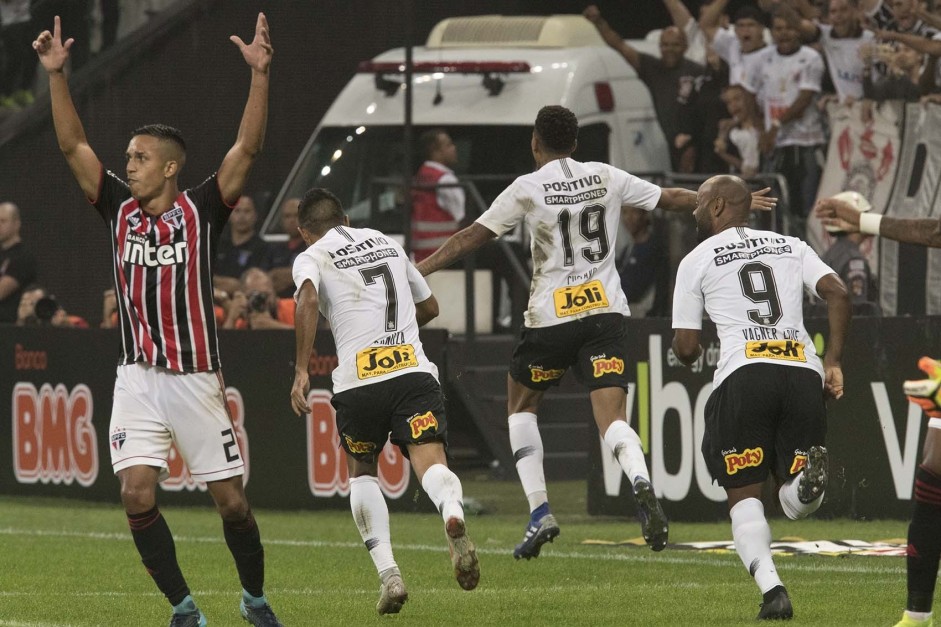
[588,316,941,521]
[1,327,447,512]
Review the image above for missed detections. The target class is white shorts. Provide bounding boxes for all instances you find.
[110,362,244,482]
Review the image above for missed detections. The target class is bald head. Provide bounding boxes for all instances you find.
[0,202,22,247]
[659,26,688,67]
[694,175,751,239]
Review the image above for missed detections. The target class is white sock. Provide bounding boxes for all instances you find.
[904,610,932,622]
[778,474,823,520]
[350,475,396,575]
[730,497,783,594]
[509,412,548,511]
[420,463,464,522]
[602,420,650,485]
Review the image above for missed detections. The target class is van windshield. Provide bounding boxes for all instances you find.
[262,123,610,237]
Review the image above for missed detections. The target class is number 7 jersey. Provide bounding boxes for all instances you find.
[672,226,837,388]
[292,225,438,393]
[476,158,662,328]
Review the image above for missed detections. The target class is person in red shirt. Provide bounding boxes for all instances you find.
[410,129,465,262]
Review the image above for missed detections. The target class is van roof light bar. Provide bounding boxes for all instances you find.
[358,61,531,74]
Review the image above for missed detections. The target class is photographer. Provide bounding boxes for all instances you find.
[223,267,293,330]
[16,284,87,327]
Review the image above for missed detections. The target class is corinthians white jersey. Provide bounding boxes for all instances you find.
[477,158,662,328]
[672,226,836,388]
[292,225,437,393]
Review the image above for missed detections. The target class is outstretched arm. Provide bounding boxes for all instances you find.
[698,0,730,41]
[415,223,497,276]
[584,5,641,71]
[291,279,319,415]
[815,198,941,247]
[34,16,101,200]
[218,12,273,205]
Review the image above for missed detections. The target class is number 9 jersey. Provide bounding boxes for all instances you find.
[672,226,837,388]
[476,158,662,328]
[292,225,439,393]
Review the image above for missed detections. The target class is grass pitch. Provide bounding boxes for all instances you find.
[0,480,919,626]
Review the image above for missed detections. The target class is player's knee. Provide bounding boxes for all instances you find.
[218,498,250,523]
[120,484,156,513]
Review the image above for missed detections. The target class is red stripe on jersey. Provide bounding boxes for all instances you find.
[154,216,181,370]
[114,202,143,363]
[178,192,209,371]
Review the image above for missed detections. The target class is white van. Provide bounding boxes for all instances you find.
[262,14,668,331]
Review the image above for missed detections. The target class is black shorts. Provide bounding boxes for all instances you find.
[702,363,827,489]
[330,372,447,462]
[509,312,630,391]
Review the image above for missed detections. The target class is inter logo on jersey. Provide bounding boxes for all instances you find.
[355,344,418,379]
[553,280,609,318]
[122,231,187,267]
[745,340,806,362]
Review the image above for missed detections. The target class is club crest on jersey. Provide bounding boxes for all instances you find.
[408,411,438,439]
[745,340,806,362]
[553,280,609,318]
[123,231,187,267]
[110,427,127,451]
[161,205,184,230]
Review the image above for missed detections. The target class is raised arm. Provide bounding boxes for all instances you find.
[876,28,941,57]
[699,0,730,41]
[415,223,497,276]
[218,12,273,205]
[33,16,101,200]
[662,0,694,30]
[584,5,641,71]
[815,197,941,247]
[816,273,850,400]
[291,279,319,416]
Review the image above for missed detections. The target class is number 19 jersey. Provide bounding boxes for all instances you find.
[476,158,662,328]
[292,225,438,393]
[672,226,836,388]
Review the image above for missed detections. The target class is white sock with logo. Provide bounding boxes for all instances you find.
[602,420,650,485]
[778,474,823,520]
[509,412,548,511]
[420,463,465,522]
[350,475,396,575]
[730,497,783,594]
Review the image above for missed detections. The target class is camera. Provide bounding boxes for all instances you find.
[247,291,269,314]
[33,296,61,323]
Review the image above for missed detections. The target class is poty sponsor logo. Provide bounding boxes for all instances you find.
[344,434,376,455]
[530,367,565,383]
[409,411,438,439]
[724,447,764,475]
[593,357,624,378]
[790,454,808,474]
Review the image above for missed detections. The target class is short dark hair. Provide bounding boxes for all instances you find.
[733,4,768,26]
[419,128,447,160]
[298,188,346,234]
[132,124,187,154]
[534,106,578,154]
[771,3,801,28]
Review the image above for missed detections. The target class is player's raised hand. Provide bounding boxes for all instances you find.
[904,357,941,418]
[32,15,73,74]
[583,5,602,23]
[749,187,777,212]
[824,364,844,400]
[291,371,310,416]
[231,12,273,74]
[814,197,862,233]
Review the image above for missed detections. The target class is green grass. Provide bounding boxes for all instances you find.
[0,480,920,626]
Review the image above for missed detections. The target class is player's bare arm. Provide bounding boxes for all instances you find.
[218,12,273,205]
[415,223,497,276]
[34,15,101,200]
[816,198,941,247]
[672,328,703,366]
[291,279,319,415]
[656,186,776,213]
[816,273,850,400]
[415,295,439,327]
[583,5,641,70]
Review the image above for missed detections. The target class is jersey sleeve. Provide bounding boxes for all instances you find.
[406,261,433,303]
[672,254,705,330]
[92,169,131,224]
[799,50,825,92]
[292,251,323,301]
[188,173,236,235]
[800,240,837,297]
[476,178,529,237]
[711,27,734,62]
[613,167,662,211]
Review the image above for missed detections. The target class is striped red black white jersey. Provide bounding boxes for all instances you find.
[93,168,233,373]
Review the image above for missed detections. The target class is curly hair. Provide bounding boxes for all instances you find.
[534,105,578,154]
[298,187,346,234]
[132,124,187,154]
